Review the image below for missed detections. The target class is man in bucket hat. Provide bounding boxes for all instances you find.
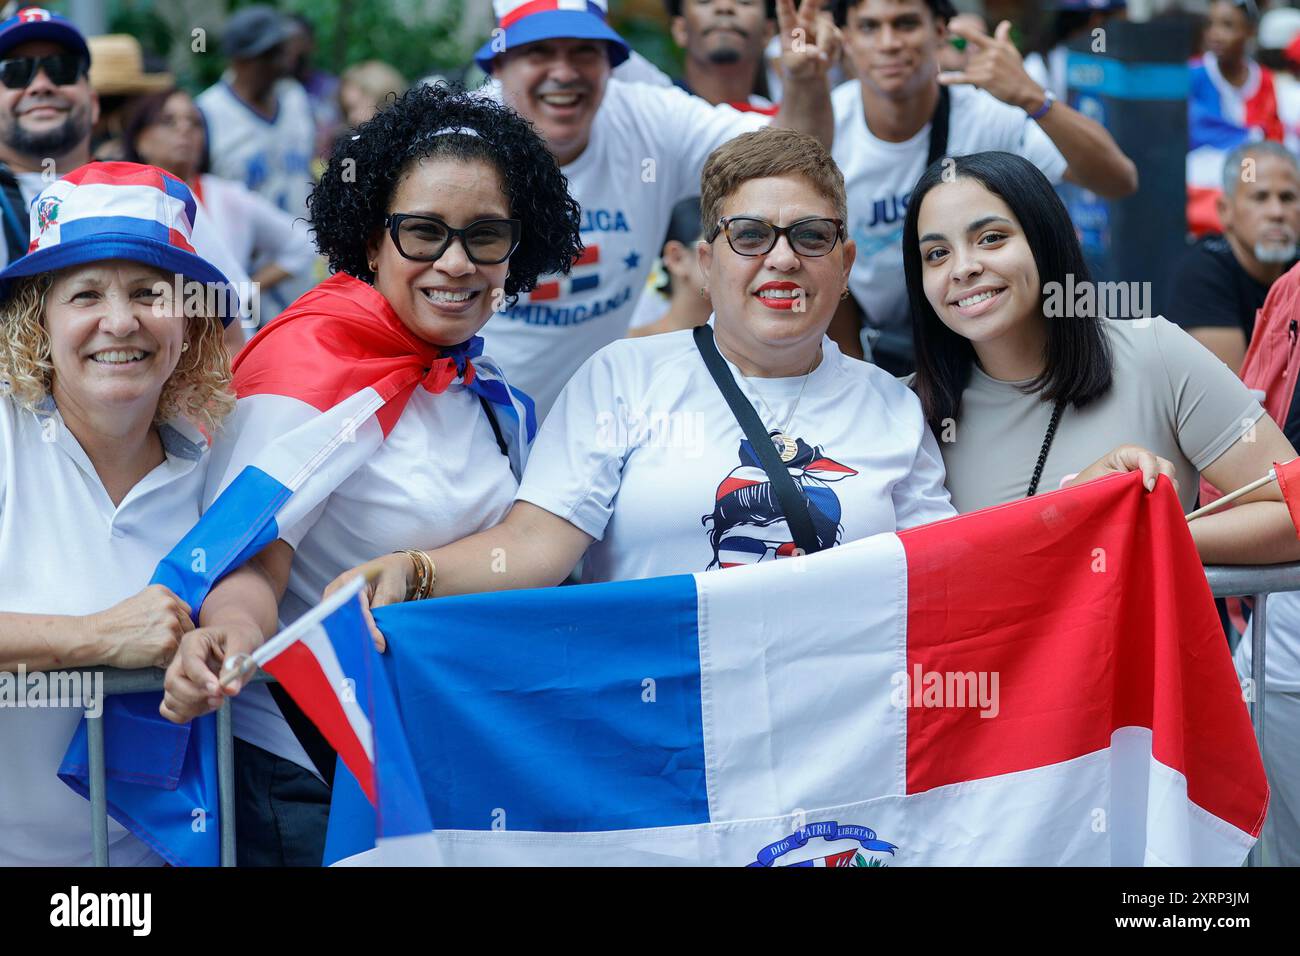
[474,0,841,420]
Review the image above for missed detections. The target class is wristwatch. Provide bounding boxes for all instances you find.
[1028,89,1057,122]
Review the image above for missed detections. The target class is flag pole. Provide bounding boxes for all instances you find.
[1186,469,1277,522]
[218,573,370,689]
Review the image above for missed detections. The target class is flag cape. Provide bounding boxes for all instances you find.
[58,272,533,866]
[282,472,1266,866]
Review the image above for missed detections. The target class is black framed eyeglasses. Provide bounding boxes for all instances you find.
[0,53,87,90]
[385,214,521,265]
[709,216,846,258]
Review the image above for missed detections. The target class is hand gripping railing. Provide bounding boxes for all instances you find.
[80,667,270,867]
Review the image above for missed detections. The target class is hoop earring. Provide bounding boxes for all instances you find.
[180,342,190,352]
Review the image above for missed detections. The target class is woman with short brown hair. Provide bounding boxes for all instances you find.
[330,127,954,622]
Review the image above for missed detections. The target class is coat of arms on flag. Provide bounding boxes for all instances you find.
[247,471,1266,868]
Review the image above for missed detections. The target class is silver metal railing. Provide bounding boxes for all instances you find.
[82,667,271,867]
[1203,562,1300,867]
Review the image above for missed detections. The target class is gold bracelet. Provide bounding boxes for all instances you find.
[395,549,428,602]
[396,548,437,601]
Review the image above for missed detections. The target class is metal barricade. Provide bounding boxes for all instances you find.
[82,667,270,867]
[1204,562,1300,868]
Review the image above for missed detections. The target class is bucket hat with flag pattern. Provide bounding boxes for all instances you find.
[0,162,238,324]
[475,0,630,72]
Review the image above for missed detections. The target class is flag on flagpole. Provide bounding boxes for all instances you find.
[294,472,1265,867]
[58,272,534,866]
[1274,458,1300,538]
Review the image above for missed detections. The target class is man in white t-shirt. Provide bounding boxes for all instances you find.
[828,0,1138,373]
[475,0,841,420]
[197,5,316,322]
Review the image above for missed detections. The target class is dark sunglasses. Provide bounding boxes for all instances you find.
[0,53,87,90]
[709,216,846,258]
[385,213,521,265]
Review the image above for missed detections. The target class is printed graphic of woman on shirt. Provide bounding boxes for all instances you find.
[703,434,857,568]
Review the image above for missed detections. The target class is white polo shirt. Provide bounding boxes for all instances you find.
[0,394,210,866]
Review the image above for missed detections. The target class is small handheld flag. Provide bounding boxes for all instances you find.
[1186,458,1300,534]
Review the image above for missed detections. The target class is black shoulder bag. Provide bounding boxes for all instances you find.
[928,85,951,167]
[693,324,822,557]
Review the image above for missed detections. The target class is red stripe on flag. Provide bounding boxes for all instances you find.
[530,282,560,300]
[573,245,599,267]
[263,640,377,805]
[64,162,168,190]
[899,471,1267,838]
[1274,458,1300,539]
[231,273,439,438]
[501,0,561,28]
[167,227,196,254]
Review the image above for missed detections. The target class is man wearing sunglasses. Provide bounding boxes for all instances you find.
[0,8,250,350]
[0,7,96,269]
[475,0,841,422]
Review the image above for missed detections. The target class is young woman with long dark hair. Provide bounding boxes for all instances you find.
[903,150,1300,566]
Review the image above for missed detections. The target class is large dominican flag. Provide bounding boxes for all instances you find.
[58,272,534,866]
[266,472,1266,867]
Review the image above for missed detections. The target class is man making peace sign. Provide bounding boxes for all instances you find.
[477,0,841,420]
[826,0,1138,374]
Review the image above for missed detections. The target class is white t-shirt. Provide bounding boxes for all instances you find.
[227,379,519,771]
[1236,591,1300,694]
[479,80,768,420]
[197,174,315,284]
[0,395,209,866]
[197,77,316,219]
[832,81,1068,336]
[1024,47,1069,101]
[516,323,954,583]
[197,173,318,325]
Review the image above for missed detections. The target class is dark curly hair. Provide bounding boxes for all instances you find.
[308,83,583,306]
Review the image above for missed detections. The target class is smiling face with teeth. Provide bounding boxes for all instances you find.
[916,177,1047,379]
[44,260,189,425]
[700,174,856,377]
[366,157,512,348]
[494,37,612,167]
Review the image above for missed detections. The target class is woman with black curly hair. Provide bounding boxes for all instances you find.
[158,83,582,866]
[331,128,953,609]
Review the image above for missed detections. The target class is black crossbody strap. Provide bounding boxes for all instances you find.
[927,85,951,168]
[693,325,822,556]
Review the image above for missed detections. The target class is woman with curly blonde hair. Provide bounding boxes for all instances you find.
[0,162,237,866]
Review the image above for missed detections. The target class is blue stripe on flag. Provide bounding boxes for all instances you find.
[321,593,432,839]
[571,274,600,293]
[60,464,289,867]
[370,574,707,833]
[57,216,176,245]
[150,465,288,612]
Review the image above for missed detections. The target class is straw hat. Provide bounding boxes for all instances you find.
[87,34,173,95]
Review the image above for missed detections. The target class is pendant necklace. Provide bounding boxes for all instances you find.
[748,355,818,463]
